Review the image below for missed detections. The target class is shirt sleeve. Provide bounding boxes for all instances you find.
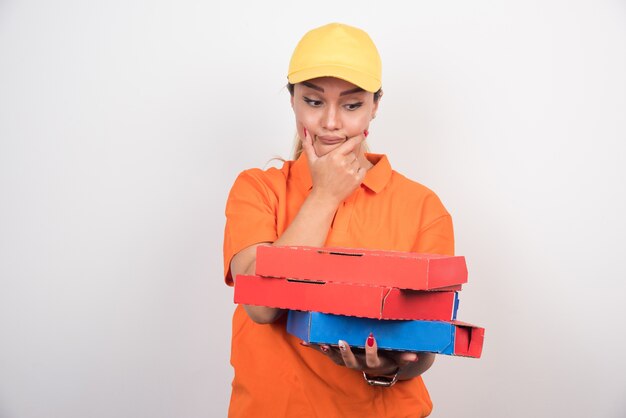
[412,192,455,256]
[223,169,280,286]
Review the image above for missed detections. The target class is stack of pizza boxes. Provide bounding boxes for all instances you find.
[234,245,484,358]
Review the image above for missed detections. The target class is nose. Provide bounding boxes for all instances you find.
[321,103,341,131]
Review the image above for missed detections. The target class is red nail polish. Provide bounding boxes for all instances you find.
[367,333,374,347]
[364,129,369,137]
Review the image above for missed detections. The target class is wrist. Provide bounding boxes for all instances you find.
[307,187,342,210]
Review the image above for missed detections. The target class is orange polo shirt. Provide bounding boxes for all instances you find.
[223,153,454,418]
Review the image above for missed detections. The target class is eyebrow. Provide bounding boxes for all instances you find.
[301,81,365,96]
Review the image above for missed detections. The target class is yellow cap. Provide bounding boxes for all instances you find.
[287,23,382,93]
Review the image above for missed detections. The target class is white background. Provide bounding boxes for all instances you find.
[1,1,625,417]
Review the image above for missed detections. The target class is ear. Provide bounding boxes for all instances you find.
[371,89,382,119]
[290,94,295,108]
[370,103,379,120]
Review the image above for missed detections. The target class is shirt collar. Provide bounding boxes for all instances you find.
[363,154,392,193]
[291,152,392,194]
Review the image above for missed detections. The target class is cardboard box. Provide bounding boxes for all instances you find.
[234,274,459,321]
[256,245,467,291]
[287,311,484,358]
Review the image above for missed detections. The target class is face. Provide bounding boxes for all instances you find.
[291,77,380,157]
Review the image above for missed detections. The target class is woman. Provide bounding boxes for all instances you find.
[223,23,455,417]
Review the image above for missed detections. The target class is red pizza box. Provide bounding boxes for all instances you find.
[234,274,459,321]
[255,245,467,291]
[287,311,485,358]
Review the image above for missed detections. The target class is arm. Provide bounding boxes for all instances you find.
[231,131,367,324]
[230,191,338,323]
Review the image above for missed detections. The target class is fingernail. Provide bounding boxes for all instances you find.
[303,127,308,137]
[364,129,369,137]
[299,341,309,347]
[320,345,329,353]
[367,333,375,347]
[338,340,347,351]
[409,353,419,362]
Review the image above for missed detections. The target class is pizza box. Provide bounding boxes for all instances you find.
[255,245,467,291]
[286,310,484,358]
[234,274,459,321]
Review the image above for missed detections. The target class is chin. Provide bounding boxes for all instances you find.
[314,142,343,156]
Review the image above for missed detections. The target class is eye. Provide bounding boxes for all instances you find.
[303,97,323,107]
[344,102,363,111]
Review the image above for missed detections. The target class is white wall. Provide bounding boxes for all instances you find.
[1,1,624,417]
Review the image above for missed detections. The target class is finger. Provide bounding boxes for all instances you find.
[345,152,358,164]
[338,340,360,369]
[321,344,345,365]
[388,352,418,371]
[301,127,318,163]
[301,341,327,355]
[353,166,364,181]
[301,342,337,359]
[300,341,319,352]
[397,351,419,364]
[333,132,365,156]
[365,332,383,369]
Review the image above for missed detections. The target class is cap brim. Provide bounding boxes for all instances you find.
[288,65,381,93]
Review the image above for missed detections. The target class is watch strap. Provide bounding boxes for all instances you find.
[362,369,399,387]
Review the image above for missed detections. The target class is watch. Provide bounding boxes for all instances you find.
[362,369,399,387]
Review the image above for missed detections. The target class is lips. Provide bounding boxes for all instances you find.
[316,135,347,145]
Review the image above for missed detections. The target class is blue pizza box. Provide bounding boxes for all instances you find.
[287,310,484,357]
